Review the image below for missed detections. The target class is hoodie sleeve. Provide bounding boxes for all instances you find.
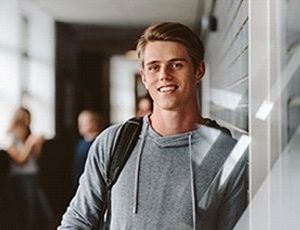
[216,151,248,230]
[58,125,121,229]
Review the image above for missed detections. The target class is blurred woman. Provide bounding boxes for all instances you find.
[5,107,53,230]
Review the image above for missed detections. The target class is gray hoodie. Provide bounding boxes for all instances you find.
[59,116,248,230]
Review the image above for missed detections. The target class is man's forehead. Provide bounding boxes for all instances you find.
[143,41,189,62]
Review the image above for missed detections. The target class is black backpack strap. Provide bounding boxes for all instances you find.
[101,117,142,230]
[106,116,143,189]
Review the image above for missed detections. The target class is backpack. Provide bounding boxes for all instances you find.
[101,116,143,229]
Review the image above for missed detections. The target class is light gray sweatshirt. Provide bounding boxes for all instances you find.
[58,116,247,230]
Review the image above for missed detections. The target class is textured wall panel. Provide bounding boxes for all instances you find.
[205,0,248,136]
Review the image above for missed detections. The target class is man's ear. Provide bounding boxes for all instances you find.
[140,69,148,89]
[195,60,205,83]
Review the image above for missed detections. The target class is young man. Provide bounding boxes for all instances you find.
[58,22,248,230]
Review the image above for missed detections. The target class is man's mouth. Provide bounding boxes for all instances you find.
[158,85,178,93]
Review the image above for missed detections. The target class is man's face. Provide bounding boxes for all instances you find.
[140,41,205,112]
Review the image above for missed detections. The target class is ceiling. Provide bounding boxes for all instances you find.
[30,0,208,30]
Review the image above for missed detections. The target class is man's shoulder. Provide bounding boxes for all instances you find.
[201,119,236,145]
[94,117,144,146]
[204,118,233,138]
[94,122,123,145]
[102,123,123,135]
[201,119,238,158]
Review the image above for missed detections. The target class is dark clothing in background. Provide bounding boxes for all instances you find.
[72,139,94,187]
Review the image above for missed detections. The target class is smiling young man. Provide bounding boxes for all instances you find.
[59,22,248,230]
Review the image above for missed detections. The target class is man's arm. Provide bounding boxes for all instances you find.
[58,134,110,230]
[217,156,248,230]
[6,134,37,165]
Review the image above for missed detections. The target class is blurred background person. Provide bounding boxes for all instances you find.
[4,107,54,230]
[72,109,104,189]
[136,93,153,117]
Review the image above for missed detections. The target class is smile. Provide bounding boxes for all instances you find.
[158,85,178,93]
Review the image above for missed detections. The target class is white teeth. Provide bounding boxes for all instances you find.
[159,86,176,92]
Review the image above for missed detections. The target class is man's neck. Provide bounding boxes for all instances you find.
[149,109,205,136]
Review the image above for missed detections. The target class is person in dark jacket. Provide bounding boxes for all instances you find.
[72,109,104,188]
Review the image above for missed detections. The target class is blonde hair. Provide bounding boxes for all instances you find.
[136,21,205,70]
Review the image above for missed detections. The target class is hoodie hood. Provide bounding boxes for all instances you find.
[131,115,235,230]
[142,116,231,149]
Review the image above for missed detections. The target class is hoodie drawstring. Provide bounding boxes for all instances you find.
[133,122,149,214]
[189,132,197,230]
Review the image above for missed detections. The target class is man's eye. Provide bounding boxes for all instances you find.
[172,63,183,69]
[148,66,158,72]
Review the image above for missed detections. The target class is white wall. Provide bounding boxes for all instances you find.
[202,0,285,197]
[110,55,139,124]
[0,0,22,144]
[203,0,248,138]
[0,0,55,148]
[21,0,55,138]
[203,0,300,229]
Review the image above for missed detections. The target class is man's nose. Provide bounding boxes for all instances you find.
[159,67,171,81]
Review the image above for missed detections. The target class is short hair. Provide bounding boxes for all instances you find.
[136,22,205,70]
[78,109,104,130]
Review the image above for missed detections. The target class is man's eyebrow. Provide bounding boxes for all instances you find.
[145,60,159,66]
[168,58,187,63]
[145,58,187,66]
